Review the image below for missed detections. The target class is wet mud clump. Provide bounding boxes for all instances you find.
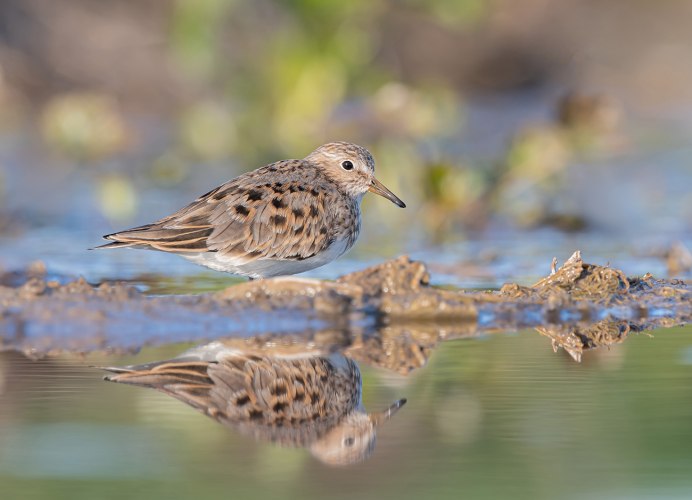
[0,251,688,355]
[489,251,689,328]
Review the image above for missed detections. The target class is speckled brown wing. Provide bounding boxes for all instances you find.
[204,163,340,263]
[100,160,343,262]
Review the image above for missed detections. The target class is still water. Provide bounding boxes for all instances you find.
[1,324,691,500]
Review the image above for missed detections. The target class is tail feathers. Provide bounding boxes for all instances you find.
[94,224,213,252]
[91,240,145,250]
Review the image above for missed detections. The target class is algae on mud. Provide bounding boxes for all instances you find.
[0,251,687,356]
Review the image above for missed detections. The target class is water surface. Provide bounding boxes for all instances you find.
[1,324,691,499]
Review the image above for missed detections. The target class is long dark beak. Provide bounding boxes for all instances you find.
[369,178,406,208]
[370,398,407,426]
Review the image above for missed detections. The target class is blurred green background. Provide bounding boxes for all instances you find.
[0,0,689,265]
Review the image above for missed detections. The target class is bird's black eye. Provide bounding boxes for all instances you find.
[341,160,354,171]
[344,437,355,447]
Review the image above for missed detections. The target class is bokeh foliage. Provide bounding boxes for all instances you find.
[2,0,682,242]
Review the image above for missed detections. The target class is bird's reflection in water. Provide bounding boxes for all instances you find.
[103,341,405,466]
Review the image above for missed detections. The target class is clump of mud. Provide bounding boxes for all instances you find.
[0,251,688,356]
[502,251,686,304]
[0,260,47,287]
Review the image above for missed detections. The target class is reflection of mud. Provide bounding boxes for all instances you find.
[102,344,405,466]
[536,321,631,362]
[344,324,479,375]
[0,251,688,354]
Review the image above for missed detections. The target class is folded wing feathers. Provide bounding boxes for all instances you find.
[99,165,335,261]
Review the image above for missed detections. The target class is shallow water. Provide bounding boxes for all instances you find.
[1,324,691,500]
[0,70,690,500]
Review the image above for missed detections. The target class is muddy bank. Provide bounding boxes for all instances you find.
[0,251,688,355]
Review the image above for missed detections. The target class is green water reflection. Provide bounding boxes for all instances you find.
[1,325,691,499]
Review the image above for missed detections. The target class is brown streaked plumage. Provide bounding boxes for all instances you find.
[102,342,406,466]
[95,142,405,279]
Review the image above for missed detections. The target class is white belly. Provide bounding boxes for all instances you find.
[183,238,351,279]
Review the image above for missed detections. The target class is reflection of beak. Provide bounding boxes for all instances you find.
[369,178,406,208]
[370,398,407,426]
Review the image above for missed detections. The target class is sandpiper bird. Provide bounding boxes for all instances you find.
[102,342,406,466]
[96,142,405,279]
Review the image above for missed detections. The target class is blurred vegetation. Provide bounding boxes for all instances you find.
[40,93,129,161]
[0,0,680,241]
